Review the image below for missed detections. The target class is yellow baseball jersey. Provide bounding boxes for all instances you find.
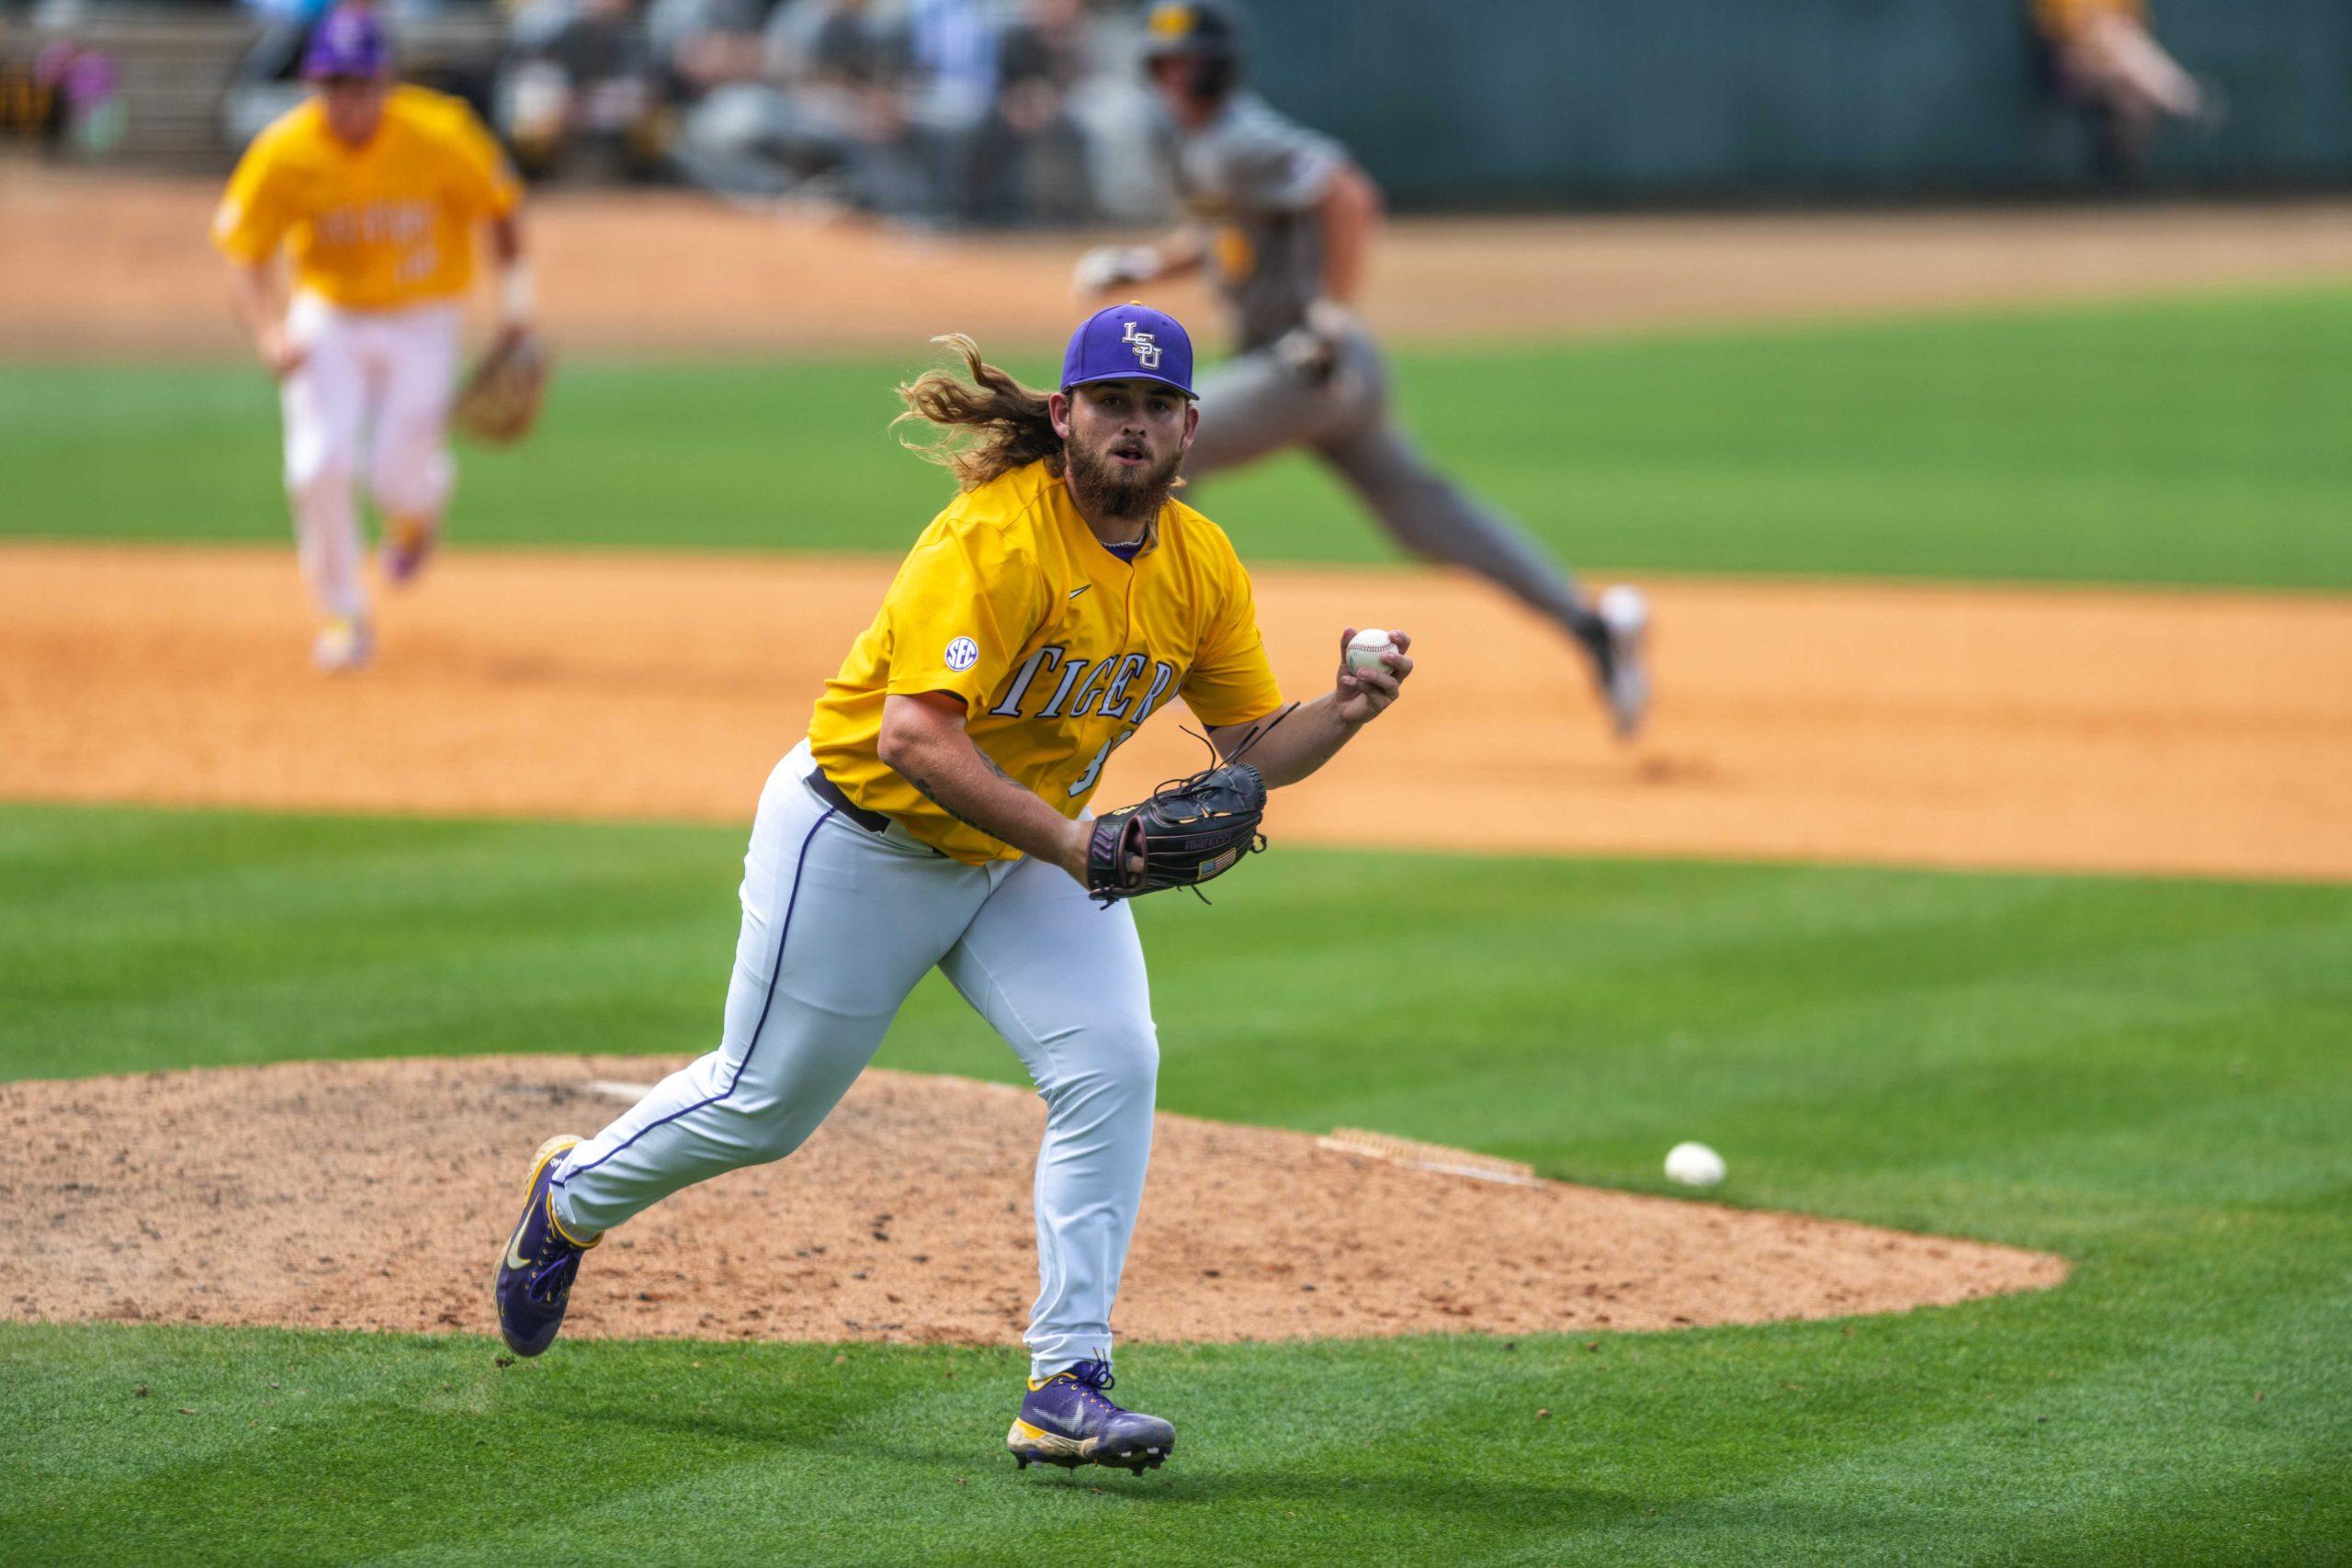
[808,458,1283,864]
[211,85,520,310]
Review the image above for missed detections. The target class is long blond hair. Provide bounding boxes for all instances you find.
[892,334,1065,490]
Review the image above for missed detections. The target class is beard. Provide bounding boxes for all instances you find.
[1064,429,1185,526]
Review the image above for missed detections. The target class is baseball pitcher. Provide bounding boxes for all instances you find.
[1076,0,1650,736]
[495,303,1414,1474]
[210,7,536,671]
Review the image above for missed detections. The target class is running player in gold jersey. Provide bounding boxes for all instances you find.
[212,6,530,669]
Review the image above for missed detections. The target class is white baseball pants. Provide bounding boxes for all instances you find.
[279,292,462,620]
[550,741,1160,1380]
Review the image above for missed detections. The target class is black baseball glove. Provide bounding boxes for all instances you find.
[1085,761,1268,905]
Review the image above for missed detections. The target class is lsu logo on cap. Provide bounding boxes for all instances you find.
[1122,321,1161,370]
[1148,3,1196,39]
[944,636,979,671]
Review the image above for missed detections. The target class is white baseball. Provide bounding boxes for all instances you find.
[1345,627,1395,676]
[1664,1141,1726,1188]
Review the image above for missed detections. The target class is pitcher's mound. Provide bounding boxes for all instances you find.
[2,1056,2064,1343]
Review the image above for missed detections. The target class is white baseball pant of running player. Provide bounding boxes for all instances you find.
[279,291,463,621]
[549,740,1159,1380]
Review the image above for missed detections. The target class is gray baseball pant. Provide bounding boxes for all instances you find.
[1186,328,1597,640]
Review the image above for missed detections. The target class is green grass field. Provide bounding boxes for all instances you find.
[7,286,2352,587]
[4,806,2348,1564]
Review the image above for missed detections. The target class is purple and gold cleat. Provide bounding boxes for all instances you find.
[493,1134,597,1357]
[381,514,438,585]
[1007,1359,1174,1473]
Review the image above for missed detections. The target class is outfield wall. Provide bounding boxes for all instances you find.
[1253,0,2352,206]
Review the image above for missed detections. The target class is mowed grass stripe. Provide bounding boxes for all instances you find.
[0,803,2346,1563]
[0,809,733,1077]
[1680,1287,2350,1567]
[4,285,2348,588]
[7,1300,2341,1564]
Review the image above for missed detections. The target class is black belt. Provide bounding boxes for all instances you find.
[804,767,892,834]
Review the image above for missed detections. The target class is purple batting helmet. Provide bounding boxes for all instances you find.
[1061,303,1195,400]
[303,6,391,81]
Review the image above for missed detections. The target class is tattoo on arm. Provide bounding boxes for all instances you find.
[899,768,994,837]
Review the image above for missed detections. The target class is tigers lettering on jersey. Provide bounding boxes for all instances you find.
[311,201,435,246]
[989,647,1178,730]
[808,459,1282,863]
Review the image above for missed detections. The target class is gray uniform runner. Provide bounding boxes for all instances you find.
[1172,90,1602,649]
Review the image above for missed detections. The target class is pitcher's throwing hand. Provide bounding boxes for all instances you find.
[1336,626,1412,724]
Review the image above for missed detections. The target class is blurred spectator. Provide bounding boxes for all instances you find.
[662,0,924,210]
[1057,0,1170,221]
[897,0,997,222]
[975,0,1092,224]
[501,0,670,180]
[32,40,124,156]
[2032,0,2215,177]
[480,0,1129,224]
[651,0,797,197]
[1,39,121,157]
[653,0,1115,224]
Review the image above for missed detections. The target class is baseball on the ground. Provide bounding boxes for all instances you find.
[1664,1141,1727,1188]
[1345,627,1396,675]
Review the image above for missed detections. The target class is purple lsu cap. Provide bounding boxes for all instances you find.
[1061,303,1195,399]
[303,7,391,81]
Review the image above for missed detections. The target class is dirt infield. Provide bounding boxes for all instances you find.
[6,168,2351,356]
[6,542,2350,880]
[0,1056,2064,1343]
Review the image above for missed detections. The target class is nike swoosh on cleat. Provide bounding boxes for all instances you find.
[505,1212,533,1271]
